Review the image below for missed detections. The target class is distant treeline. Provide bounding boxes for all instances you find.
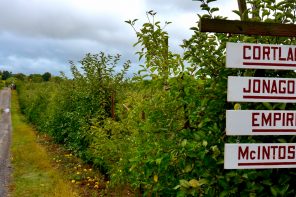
[0,70,65,84]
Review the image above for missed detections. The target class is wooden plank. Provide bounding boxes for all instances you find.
[199,18,296,37]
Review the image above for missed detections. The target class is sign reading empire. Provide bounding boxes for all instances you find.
[226,110,296,135]
[226,42,296,70]
[228,76,296,103]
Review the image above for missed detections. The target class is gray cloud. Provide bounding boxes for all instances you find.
[145,0,197,14]
[0,0,120,40]
[0,55,68,76]
[0,0,236,76]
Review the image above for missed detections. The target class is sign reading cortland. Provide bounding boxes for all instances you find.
[228,76,296,103]
[226,110,296,135]
[226,42,296,70]
[225,143,296,169]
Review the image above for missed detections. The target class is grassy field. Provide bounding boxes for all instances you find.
[10,91,79,197]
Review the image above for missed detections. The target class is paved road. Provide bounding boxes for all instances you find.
[0,88,12,197]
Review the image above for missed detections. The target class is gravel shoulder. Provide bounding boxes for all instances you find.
[0,88,12,197]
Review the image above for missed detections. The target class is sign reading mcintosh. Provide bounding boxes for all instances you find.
[225,143,296,169]
[225,42,296,169]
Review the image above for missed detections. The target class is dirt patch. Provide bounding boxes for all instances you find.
[36,133,135,196]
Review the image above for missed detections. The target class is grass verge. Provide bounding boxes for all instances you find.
[10,91,79,197]
[10,91,133,196]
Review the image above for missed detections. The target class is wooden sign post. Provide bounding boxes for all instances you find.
[198,0,296,169]
[199,18,296,37]
[225,52,296,169]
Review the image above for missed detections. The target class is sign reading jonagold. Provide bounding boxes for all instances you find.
[227,76,296,103]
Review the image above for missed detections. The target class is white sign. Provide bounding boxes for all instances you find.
[225,143,296,169]
[228,76,296,103]
[226,110,296,135]
[226,42,296,70]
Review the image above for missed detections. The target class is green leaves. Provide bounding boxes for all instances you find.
[124,19,138,25]
[127,11,184,84]
[18,51,131,164]
[270,184,290,196]
[181,0,296,196]
[175,178,208,196]
[17,1,296,196]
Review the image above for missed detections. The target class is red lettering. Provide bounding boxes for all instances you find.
[262,80,270,93]
[263,146,270,159]
[282,112,286,126]
[273,113,281,126]
[262,113,272,126]
[243,79,251,93]
[271,146,278,159]
[279,47,287,61]
[271,47,278,60]
[287,113,294,126]
[238,146,249,160]
[262,46,270,60]
[278,146,286,159]
[250,150,256,160]
[288,146,295,159]
[243,79,295,95]
[243,45,251,59]
[253,46,261,60]
[288,80,295,94]
[271,80,278,94]
[287,48,294,61]
[252,113,260,126]
[253,79,261,93]
[279,80,286,93]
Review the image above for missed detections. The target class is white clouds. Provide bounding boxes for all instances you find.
[144,0,197,14]
[0,0,148,41]
[0,0,238,76]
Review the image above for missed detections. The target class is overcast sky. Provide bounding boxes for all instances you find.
[0,0,238,77]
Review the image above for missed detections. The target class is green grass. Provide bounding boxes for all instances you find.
[10,91,79,197]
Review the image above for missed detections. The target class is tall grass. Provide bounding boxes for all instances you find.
[10,91,78,197]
